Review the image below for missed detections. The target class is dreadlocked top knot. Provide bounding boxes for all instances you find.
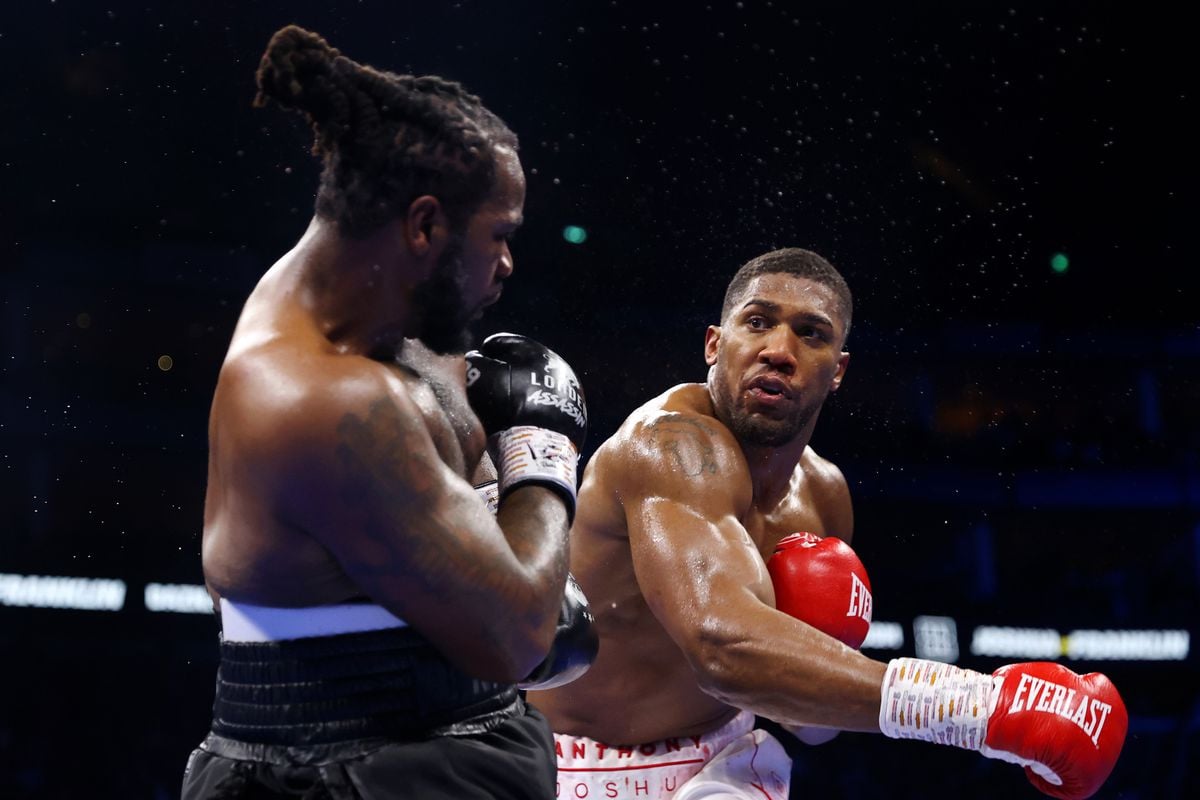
[253,24,519,238]
[254,26,342,121]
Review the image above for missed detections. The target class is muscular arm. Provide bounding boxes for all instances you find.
[241,357,567,681]
[621,413,885,731]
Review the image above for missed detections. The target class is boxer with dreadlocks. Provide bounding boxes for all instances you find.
[181,26,595,800]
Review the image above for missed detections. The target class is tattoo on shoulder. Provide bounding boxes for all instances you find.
[645,414,720,477]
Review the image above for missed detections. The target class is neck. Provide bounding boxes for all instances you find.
[704,380,817,506]
[284,216,426,356]
[741,430,813,506]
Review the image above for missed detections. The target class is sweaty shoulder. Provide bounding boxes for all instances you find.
[212,341,410,492]
[596,383,753,515]
[799,445,847,492]
[799,445,854,544]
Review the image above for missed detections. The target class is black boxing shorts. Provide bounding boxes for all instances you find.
[180,600,555,799]
[180,703,556,799]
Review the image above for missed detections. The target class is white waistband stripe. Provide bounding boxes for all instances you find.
[219,598,408,642]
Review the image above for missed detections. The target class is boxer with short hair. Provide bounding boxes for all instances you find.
[532,248,1126,799]
[181,26,593,800]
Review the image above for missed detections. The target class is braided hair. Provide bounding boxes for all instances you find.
[254,25,519,238]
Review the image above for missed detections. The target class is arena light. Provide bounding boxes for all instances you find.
[862,621,904,650]
[562,225,588,244]
[969,626,1063,659]
[144,582,214,614]
[970,625,1190,661]
[1065,629,1189,661]
[913,615,960,662]
[0,572,126,611]
[2,575,1192,664]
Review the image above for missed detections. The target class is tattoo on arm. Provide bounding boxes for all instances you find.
[646,414,721,477]
[333,398,520,614]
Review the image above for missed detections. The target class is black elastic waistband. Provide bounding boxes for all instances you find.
[211,626,518,746]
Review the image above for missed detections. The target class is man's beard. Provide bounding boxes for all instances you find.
[411,233,476,355]
[710,373,815,448]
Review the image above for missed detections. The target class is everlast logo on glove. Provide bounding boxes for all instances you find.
[847,572,872,623]
[768,532,873,650]
[881,658,1128,800]
[1006,672,1115,747]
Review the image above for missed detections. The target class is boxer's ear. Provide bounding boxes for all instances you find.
[704,325,722,366]
[404,195,449,261]
[830,351,850,391]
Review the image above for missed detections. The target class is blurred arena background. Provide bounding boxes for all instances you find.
[1,1,1195,797]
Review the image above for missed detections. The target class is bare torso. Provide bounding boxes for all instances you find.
[201,265,485,608]
[532,383,852,744]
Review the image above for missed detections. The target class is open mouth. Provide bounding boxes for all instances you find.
[746,375,792,400]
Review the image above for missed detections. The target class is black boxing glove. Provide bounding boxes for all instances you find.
[466,333,588,518]
[519,573,599,691]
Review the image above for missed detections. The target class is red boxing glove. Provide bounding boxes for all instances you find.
[767,532,872,649]
[982,662,1128,799]
[880,658,1128,800]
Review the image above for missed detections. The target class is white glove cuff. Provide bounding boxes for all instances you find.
[879,657,995,751]
[978,744,1064,786]
[494,426,579,510]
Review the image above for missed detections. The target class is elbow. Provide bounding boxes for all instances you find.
[457,631,547,683]
[474,599,559,683]
[415,570,563,683]
[444,564,566,683]
[473,651,540,685]
[501,567,569,679]
[685,623,753,705]
[506,623,558,682]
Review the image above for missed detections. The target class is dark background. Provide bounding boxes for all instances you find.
[2,0,1196,797]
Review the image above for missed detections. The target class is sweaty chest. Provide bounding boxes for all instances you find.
[403,370,486,479]
[742,487,830,560]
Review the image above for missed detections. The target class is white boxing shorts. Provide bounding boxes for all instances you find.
[553,711,791,800]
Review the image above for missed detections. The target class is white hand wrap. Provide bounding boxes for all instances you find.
[474,480,500,516]
[494,425,579,509]
[879,657,998,751]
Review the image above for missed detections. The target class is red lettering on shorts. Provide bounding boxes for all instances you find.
[617,746,634,758]
[633,779,649,796]
[665,738,681,752]
[639,743,657,756]
[573,741,587,759]
[556,740,564,759]
[605,782,618,798]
